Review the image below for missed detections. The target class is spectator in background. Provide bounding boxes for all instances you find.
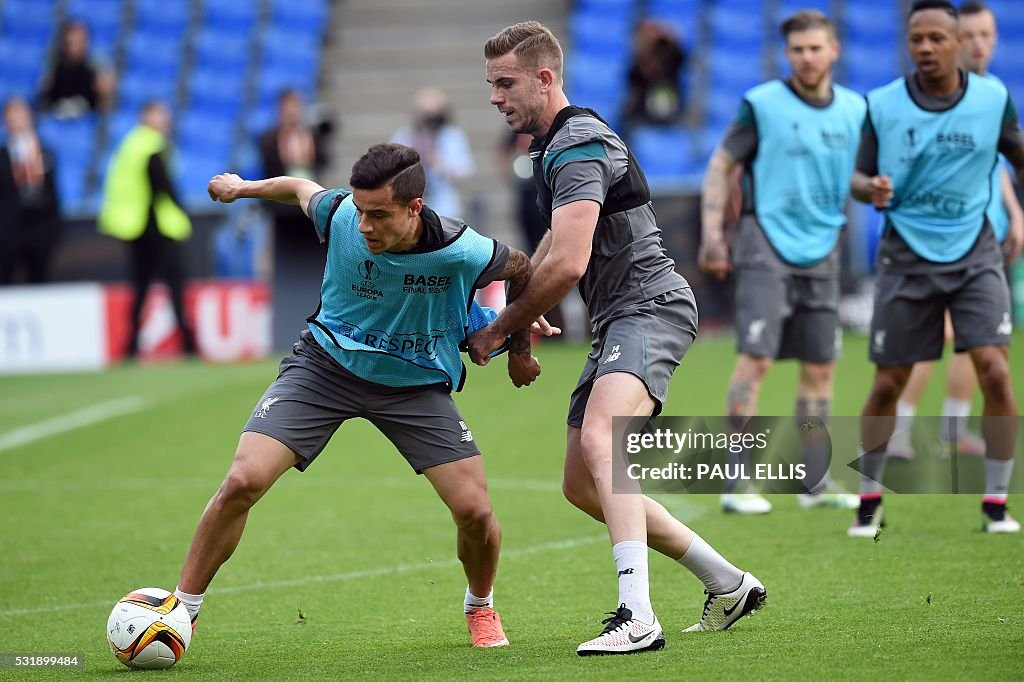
[392,87,474,219]
[259,89,328,236]
[99,101,196,359]
[0,97,61,284]
[39,21,114,117]
[624,19,687,129]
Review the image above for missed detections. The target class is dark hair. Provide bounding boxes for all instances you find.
[780,9,836,40]
[958,1,990,16]
[349,143,425,204]
[909,0,959,22]
[484,21,564,81]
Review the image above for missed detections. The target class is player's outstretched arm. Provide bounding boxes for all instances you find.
[208,174,325,215]
[699,146,738,280]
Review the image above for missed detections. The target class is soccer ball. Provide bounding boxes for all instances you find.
[106,588,192,669]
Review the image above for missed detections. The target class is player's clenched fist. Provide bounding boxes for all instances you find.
[508,352,541,388]
[208,173,244,203]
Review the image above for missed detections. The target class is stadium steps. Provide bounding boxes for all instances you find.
[319,0,563,246]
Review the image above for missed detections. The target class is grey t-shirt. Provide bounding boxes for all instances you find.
[540,114,686,329]
[856,71,1024,273]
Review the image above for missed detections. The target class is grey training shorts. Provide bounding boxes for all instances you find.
[243,330,480,474]
[869,264,1012,365]
[567,288,698,427]
[734,267,841,363]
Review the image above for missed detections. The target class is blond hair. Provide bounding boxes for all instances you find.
[484,21,564,81]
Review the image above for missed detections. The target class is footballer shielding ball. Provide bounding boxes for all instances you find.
[106,587,192,669]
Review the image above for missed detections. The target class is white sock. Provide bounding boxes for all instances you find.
[174,586,204,620]
[890,401,916,451]
[613,540,653,624]
[464,587,493,613]
[941,398,971,442]
[676,533,743,595]
[984,458,1014,500]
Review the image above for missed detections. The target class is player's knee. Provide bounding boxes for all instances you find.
[975,355,1013,400]
[801,363,834,390]
[735,356,771,383]
[578,430,610,474]
[562,476,591,509]
[217,466,270,509]
[450,497,494,532]
[870,368,910,406]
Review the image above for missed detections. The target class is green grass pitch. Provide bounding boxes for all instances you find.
[1,333,1022,680]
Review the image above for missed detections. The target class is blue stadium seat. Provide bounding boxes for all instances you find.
[841,42,899,94]
[123,31,184,81]
[704,86,744,132]
[259,26,320,71]
[105,111,139,147]
[986,0,1024,35]
[242,101,279,140]
[66,0,121,21]
[645,0,700,47]
[55,156,89,210]
[629,125,701,190]
[268,0,328,36]
[1,0,58,45]
[201,1,259,33]
[567,51,628,124]
[0,37,49,98]
[707,46,764,92]
[570,11,632,63]
[990,42,1024,87]
[774,0,833,23]
[37,114,97,210]
[842,1,900,46]
[175,144,233,207]
[37,114,98,158]
[116,67,178,113]
[65,0,123,57]
[175,109,236,158]
[709,4,765,52]
[193,28,251,74]
[187,67,244,118]
[133,0,191,36]
[254,66,317,114]
[576,0,636,16]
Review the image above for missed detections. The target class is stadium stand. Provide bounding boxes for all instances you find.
[0,0,330,214]
[1,0,1021,212]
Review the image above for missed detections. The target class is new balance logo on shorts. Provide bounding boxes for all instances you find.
[603,345,622,364]
[254,396,280,419]
[459,420,473,443]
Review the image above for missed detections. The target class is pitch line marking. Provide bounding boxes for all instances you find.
[0,535,607,619]
[0,396,148,454]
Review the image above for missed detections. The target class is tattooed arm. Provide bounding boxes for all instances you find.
[499,248,533,355]
[494,247,542,387]
[699,147,739,280]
